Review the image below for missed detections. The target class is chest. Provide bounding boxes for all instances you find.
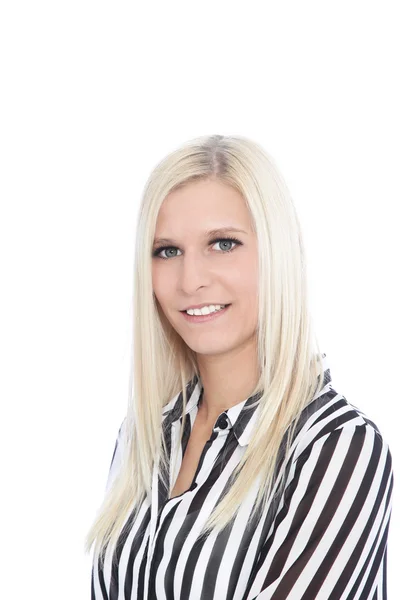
[169,419,214,499]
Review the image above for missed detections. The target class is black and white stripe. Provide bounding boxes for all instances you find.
[91,354,394,599]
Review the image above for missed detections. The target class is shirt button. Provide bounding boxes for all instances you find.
[216,414,228,429]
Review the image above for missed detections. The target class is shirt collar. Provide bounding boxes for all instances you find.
[162,353,331,447]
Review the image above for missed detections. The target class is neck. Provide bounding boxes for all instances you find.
[195,338,260,424]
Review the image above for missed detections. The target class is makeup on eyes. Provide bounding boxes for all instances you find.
[152,236,243,259]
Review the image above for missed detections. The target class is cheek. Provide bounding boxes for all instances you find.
[152,263,165,296]
[235,271,259,317]
[152,268,174,311]
[234,264,258,296]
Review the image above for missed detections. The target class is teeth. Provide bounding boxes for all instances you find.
[186,304,226,316]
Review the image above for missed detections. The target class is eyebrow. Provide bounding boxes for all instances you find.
[153,227,248,247]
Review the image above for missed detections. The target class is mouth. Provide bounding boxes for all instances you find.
[180,304,232,323]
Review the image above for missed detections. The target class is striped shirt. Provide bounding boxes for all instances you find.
[91,354,394,599]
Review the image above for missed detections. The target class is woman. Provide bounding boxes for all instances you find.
[85,134,394,599]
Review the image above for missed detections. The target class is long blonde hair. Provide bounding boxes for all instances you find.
[84,134,326,565]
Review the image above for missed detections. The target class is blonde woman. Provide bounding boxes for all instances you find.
[85,135,393,599]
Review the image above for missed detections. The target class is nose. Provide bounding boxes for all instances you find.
[177,251,214,295]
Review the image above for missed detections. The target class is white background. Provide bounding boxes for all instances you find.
[0,1,398,598]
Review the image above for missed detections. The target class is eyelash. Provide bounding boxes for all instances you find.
[152,237,243,260]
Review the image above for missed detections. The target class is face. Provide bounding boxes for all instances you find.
[151,178,259,359]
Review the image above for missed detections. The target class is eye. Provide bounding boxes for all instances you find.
[152,237,243,260]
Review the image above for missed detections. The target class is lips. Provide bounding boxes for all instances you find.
[180,304,232,323]
[181,304,231,313]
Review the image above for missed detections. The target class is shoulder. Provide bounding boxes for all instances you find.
[289,388,392,471]
[273,389,395,535]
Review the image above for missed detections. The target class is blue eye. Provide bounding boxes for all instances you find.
[152,237,243,260]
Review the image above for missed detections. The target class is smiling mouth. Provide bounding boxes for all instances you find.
[180,304,231,314]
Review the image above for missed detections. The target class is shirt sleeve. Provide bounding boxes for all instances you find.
[105,417,127,494]
[245,422,394,600]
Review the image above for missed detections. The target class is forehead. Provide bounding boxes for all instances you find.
[155,179,251,229]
